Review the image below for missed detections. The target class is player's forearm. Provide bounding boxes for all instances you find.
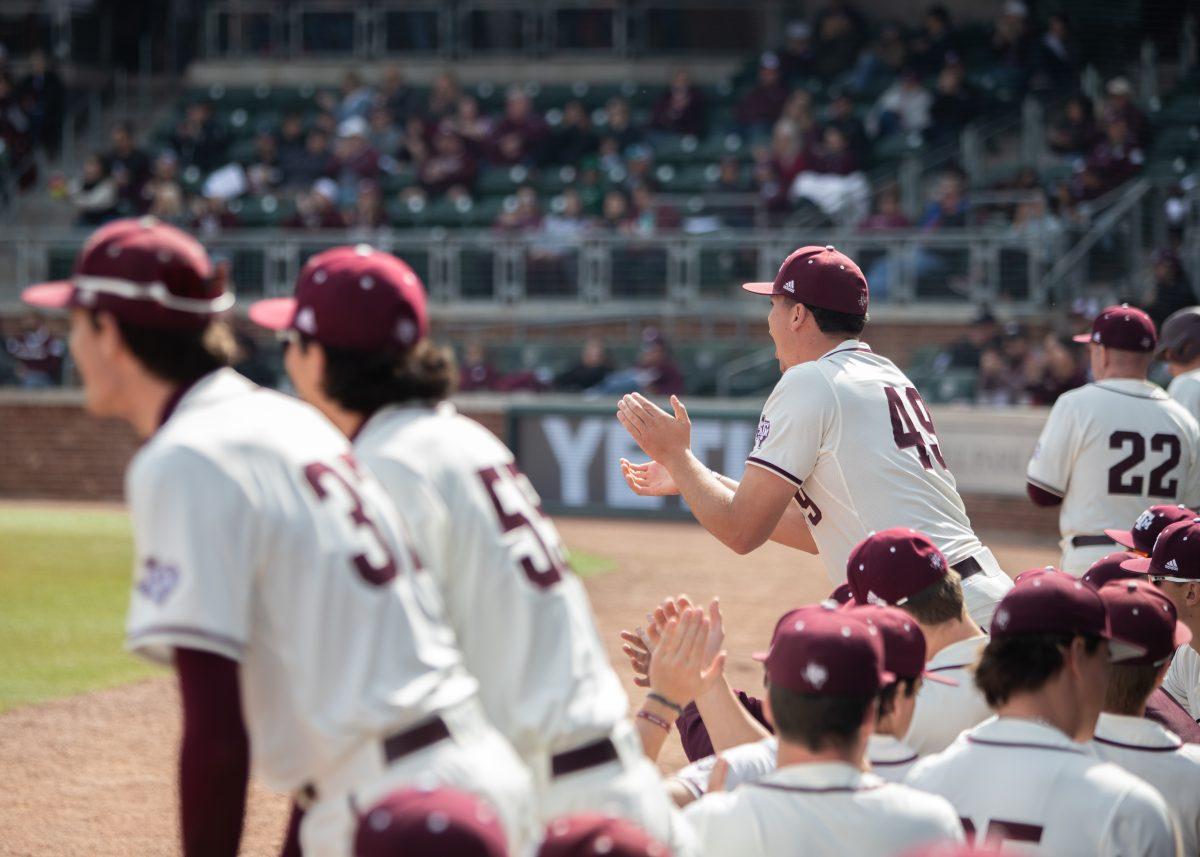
[668,452,769,554]
[713,471,815,552]
[693,676,771,752]
[635,697,679,762]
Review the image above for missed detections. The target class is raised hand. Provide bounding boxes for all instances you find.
[620,458,679,497]
[616,393,692,466]
[648,607,727,707]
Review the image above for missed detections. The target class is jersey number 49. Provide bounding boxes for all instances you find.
[886,386,948,471]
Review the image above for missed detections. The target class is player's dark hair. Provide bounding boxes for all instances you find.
[301,334,457,413]
[95,311,237,385]
[876,677,918,721]
[974,633,1103,708]
[1103,664,1161,715]
[768,684,874,753]
[898,571,966,626]
[800,302,868,336]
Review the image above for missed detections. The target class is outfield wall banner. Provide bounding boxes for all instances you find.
[507,403,1047,518]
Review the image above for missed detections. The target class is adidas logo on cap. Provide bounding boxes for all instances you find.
[783,280,795,293]
[1166,559,1179,572]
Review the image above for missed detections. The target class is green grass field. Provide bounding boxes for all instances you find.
[0,504,614,713]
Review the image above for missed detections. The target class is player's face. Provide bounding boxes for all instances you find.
[1088,343,1104,379]
[891,677,921,737]
[767,297,796,370]
[68,308,121,417]
[282,333,324,407]
[1073,637,1111,729]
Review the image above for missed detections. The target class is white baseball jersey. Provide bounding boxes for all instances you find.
[125,370,475,792]
[868,734,920,782]
[904,635,992,755]
[747,340,986,583]
[1092,711,1200,855]
[1168,370,1200,422]
[683,761,964,857]
[353,403,627,759]
[906,716,1182,855]
[1163,644,1200,722]
[1026,379,1200,575]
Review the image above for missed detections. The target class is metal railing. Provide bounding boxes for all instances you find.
[0,227,1064,313]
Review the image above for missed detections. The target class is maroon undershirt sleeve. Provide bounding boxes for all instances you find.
[1026,481,1063,507]
[175,647,250,857]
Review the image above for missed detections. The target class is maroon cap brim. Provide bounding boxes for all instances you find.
[22,281,76,309]
[1121,557,1153,574]
[742,282,775,296]
[1071,333,1093,344]
[248,297,297,331]
[922,670,959,686]
[1104,529,1138,551]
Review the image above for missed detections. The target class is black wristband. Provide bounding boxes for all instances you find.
[647,691,684,714]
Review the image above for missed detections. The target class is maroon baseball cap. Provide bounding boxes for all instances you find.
[1105,504,1196,556]
[1081,552,1145,590]
[846,528,950,608]
[1071,304,1157,352]
[354,787,507,857]
[1098,579,1192,666]
[846,604,957,686]
[990,568,1146,661]
[742,245,869,316]
[22,217,232,330]
[249,244,428,351]
[828,582,854,605]
[1122,518,1200,581]
[754,603,894,696]
[537,815,671,857]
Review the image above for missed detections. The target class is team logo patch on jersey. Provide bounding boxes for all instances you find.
[137,557,180,605]
[755,416,771,448]
[803,661,829,689]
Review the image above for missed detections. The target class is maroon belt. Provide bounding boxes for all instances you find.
[551,737,619,778]
[297,716,452,805]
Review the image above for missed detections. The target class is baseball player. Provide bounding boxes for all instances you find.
[1026,304,1200,576]
[23,219,532,857]
[1123,520,1200,724]
[906,570,1182,855]
[1158,306,1200,419]
[1106,504,1198,558]
[1092,579,1200,855]
[681,603,965,856]
[249,247,687,847]
[618,245,1012,630]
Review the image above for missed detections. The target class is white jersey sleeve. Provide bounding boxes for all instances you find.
[366,454,453,586]
[746,364,834,489]
[1104,783,1184,857]
[672,738,778,799]
[1026,395,1081,498]
[1168,373,1200,423]
[1164,645,1200,721]
[125,446,258,664]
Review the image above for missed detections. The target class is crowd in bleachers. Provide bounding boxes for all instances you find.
[0,47,66,191]
[59,2,1131,236]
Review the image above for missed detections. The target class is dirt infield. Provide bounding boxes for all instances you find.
[0,518,1057,856]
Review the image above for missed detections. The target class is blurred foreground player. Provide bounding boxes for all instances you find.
[617,245,1011,628]
[250,246,688,849]
[907,570,1181,855]
[24,219,532,857]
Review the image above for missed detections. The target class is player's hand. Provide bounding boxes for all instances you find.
[620,628,652,687]
[616,393,692,468]
[620,458,680,496]
[648,607,727,707]
[652,596,724,669]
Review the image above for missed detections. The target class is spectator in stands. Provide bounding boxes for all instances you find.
[281,128,332,190]
[715,155,752,192]
[1143,250,1194,328]
[598,188,632,231]
[244,129,282,195]
[319,70,374,123]
[623,144,658,192]
[825,91,868,164]
[650,69,707,138]
[18,49,64,156]
[1104,77,1150,148]
[458,341,497,392]
[0,71,33,187]
[495,184,542,232]
[555,337,613,392]
[1032,14,1079,97]
[346,181,386,229]
[426,72,461,123]
[778,90,822,151]
[935,308,1000,372]
[105,121,151,213]
[909,5,957,76]
[920,169,969,228]
[285,178,346,230]
[778,21,818,84]
[1047,95,1101,157]
[635,329,685,396]
[603,96,642,151]
[791,126,869,225]
[851,22,908,95]
[4,313,65,388]
[170,101,227,173]
[735,53,789,139]
[929,57,977,144]
[493,87,549,167]
[990,0,1034,86]
[547,100,598,166]
[977,322,1033,405]
[1086,116,1145,195]
[416,129,476,199]
[1010,190,1064,257]
[142,151,185,222]
[67,154,118,226]
[868,68,931,138]
[367,106,402,159]
[810,126,859,175]
[277,113,307,166]
[441,95,493,159]
[530,187,591,285]
[1025,333,1087,405]
[329,117,382,203]
[397,115,431,167]
[379,65,418,126]
[813,0,867,78]
[860,184,911,230]
[628,184,680,235]
[190,194,240,237]
[597,136,623,175]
